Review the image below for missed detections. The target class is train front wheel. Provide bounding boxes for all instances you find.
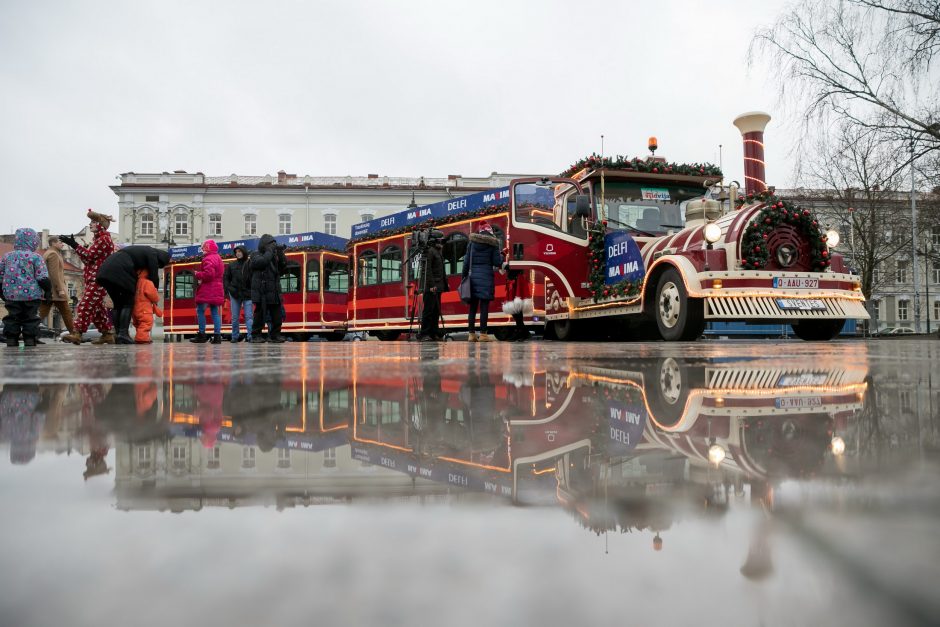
[654,268,704,341]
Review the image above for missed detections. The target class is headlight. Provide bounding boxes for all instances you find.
[826,229,840,248]
[830,436,846,456]
[708,443,726,465]
[704,222,722,244]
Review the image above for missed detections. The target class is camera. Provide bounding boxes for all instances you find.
[409,228,444,253]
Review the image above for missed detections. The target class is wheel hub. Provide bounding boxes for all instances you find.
[659,282,681,329]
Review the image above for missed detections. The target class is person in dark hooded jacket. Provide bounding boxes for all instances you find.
[223,245,253,342]
[462,222,504,342]
[96,245,170,344]
[248,234,289,343]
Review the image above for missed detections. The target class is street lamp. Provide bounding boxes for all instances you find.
[909,135,921,333]
[407,192,418,209]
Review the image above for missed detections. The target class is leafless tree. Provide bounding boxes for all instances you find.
[751,0,940,167]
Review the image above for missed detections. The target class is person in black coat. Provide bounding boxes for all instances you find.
[248,234,289,343]
[418,234,448,341]
[96,246,170,345]
[223,245,253,343]
[462,222,503,342]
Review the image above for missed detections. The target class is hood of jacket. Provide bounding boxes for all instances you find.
[233,245,249,262]
[202,239,219,255]
[469,232,500,248]
[258,234,276,251]
[14,228,40,252]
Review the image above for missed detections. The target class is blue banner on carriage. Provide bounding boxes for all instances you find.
[607,400,647,455]
[604,232,645,285]
[350,186,510,239]
[168,230,348,261]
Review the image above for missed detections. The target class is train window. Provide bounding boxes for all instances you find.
[380,245,402,283]
[174,271,195,299]
[325,261,349,293]
[443,233,469,275]
[279,266,301,293]
[358,250,378,286]
[307,266,320,292]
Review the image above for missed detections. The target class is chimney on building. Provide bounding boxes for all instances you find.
[277,170,287,184]
[733,112,771,196]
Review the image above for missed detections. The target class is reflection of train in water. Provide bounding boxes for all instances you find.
[108,344,867,516]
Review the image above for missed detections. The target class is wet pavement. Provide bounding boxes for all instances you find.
[0,339,938,626]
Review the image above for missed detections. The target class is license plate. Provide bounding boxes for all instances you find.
[777,373,828,386]
[776,396,823,408]
[773,277,819,289]
[776,298,827,311]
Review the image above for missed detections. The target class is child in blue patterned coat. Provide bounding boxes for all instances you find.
[0,228,52,347]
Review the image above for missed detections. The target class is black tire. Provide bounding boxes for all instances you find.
[291,332,313,342]
[654,268,704,341]
[493,327,515,342]
[550,319,578,341]
[375,330,402,342]
[644,357,705,428]
[791,319,845,341]
[324,331,346,342]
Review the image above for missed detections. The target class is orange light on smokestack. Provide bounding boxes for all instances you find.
[733,112,771,196]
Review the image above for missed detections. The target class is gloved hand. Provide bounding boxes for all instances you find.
[59,234,78,248]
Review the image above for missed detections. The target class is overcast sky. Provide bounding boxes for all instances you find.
[0,0,795,234]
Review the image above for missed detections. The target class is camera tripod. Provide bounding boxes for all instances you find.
[406,249,448,340]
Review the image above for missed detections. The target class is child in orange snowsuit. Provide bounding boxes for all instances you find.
[133,268,162,344]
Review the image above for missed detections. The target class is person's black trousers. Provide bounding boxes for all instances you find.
[4,300,40,340]
[252,302,283,337]
[420,290,441,337]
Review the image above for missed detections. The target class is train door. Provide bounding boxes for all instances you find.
[318,253,350,327]
[278,252,305,331]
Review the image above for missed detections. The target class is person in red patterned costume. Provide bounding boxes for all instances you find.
[60,210,116,345]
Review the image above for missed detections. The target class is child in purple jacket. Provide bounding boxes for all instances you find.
[0,228,52,347]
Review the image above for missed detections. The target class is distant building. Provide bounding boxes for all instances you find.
[110,170,543,248]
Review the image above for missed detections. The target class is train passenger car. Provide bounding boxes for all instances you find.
[346,189,545,340]
[163,231,349,341]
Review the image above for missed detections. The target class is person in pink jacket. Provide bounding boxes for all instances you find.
[190,239,225,344]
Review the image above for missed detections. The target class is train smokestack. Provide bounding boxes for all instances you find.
[733,112,771,196]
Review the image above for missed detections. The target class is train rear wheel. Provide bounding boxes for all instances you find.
[550,319,578,341]
[493,328,515,342]
[324,331,346,342]
[791,319,844,341]
[375,330,402,341]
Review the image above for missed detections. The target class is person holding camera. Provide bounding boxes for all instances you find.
[248,234,289,343]
[418,234,447,341]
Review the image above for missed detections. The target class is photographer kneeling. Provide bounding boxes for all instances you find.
[248,234,290,343]
[417,232,447,342]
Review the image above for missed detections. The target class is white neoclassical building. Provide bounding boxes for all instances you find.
[111,170,542,247]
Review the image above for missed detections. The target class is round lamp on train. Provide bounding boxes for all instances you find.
[704,222,722,247]
[830,436,846,456]
[826,229,840,248]
[708,443,726,466]
[648,136,658,155]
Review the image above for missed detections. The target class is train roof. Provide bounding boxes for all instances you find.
[168,230,348,261]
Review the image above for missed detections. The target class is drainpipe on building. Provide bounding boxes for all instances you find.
[305,185,310,231]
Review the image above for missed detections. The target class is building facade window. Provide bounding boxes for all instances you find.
[896,260,909,284]
[208,213,222,237]
[139,212,155,237]
[172,444,187,469]
[242,446,256,469]
[323,447,336,469]
[145,195,159,202]
[208,446,221,469]
[361,213,374,223]
[136,445,152,468]
[934,300,940,321]
[898,299,909,321]
[278,213,292,235]
[67,282,76,299]
[933,260,940,284]
[933,226,940,249]
[174,212,189,237]
[324,213,337,236]
[277,448,291,469]
[244,214,257,236]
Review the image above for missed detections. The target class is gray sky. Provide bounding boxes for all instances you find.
[0,0,794,234]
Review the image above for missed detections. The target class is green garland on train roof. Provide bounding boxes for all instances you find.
[587,223,642,303]
[346,203,510,247]
[736,191,831,270]
[561,154,722,179]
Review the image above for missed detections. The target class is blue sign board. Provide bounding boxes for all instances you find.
[169,230,348,261]
[607,400,647,455]
[350,186,510,239]
[604,232,645,285]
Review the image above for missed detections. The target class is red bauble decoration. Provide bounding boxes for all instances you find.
[821,250,828,258]
[754,246,760,252]
[652,167,658,173]
[764,218,771,224]
[753,261,760,267]
[762,234,768,240]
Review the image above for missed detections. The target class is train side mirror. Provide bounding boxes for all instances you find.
[574,195,591,217]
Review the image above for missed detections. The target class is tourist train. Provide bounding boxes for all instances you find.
[163,112,868,342]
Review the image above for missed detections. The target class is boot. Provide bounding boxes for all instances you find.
[91,331,115,345]
[269,334,286,344]
[190,333,209,344]
[23,337,37,347]
[467,332,478,342]
[62,332,83,345]
[115,308,134,345]
[210,334,223,344]
[5,336,19,348]
[477,331,494,342]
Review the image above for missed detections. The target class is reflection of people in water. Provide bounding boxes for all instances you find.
[78,382,111,479]
[224,371,285,452]
[0,384,46,464]
[196,381,224,448]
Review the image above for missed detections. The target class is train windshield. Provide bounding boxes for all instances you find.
[598,182,704,235]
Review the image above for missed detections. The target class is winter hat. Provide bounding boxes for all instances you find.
[202,239,219,254]
[478,221,494,234]
[87,209,114,230]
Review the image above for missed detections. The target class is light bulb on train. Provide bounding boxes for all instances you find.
[830,436,846,456]
[704,222,722,244]
[826,229,840,248]
[708,443,726,466]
